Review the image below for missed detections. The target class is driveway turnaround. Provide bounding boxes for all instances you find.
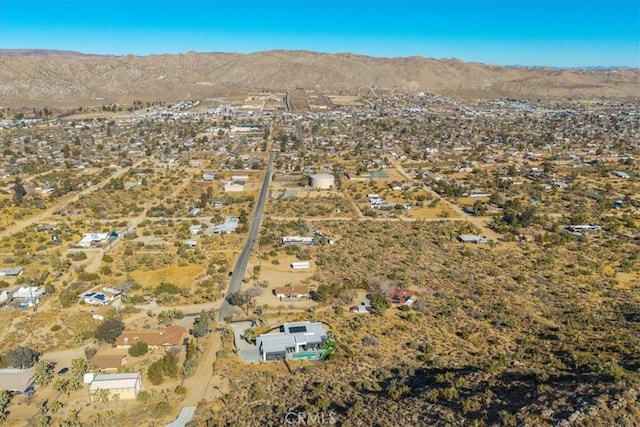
[165,406,196,427]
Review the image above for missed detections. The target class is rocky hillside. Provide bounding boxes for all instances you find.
[0,49,638,106]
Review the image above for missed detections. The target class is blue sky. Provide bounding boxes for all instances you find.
[1,0,638,67]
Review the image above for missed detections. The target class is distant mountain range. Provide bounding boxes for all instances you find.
[0,49,637,107]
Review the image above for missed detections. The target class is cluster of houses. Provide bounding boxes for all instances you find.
[0,320,187,400]
[186,217,241,247]
[0,364,143,402]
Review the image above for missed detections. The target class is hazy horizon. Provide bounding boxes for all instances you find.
[1,0,638,68]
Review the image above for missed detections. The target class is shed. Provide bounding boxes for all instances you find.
[291,261,310,270]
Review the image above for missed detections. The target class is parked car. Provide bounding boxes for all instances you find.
[24,383,36,395]
[57,367,69,376]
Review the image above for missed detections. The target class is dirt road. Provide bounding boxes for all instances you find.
[181,330,222,406]
[0,162,142,239]
[389,157,499,239]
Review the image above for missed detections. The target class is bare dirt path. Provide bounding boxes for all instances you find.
[181,330,222,406]
[0,161,143,239]
[389,158,499,239]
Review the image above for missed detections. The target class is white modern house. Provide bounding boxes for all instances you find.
[256,322,329,362]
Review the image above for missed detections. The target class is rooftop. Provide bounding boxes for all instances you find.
[89,372,141,391]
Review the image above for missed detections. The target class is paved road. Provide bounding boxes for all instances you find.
[295,121,305,152]
[284,91,291,112]
[165,406,196,427]
[218,150,275,321]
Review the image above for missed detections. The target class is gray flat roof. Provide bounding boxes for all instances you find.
[458,234,487,242]
[90,372,141,391]
[258,322,328,354]
[257,333,296,353]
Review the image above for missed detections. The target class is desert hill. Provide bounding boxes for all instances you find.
[0,49,638,107]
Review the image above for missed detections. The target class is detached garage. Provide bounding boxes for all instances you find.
[89,372,142,401]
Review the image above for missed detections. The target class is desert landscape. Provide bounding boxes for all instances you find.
[0,47,638,427]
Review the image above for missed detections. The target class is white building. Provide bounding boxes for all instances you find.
[457,234,488,244]
[202,172,216,181]
[223,182,245,192]
[12,286,46,306]
[212,217,239,234]
[78,233,111,248]
[613,171,631,179]
[80,287,121,306]
[291,261,310,270]
[282,236,315,245]
[256,322,329,361]
[0,267,24,277]
[89,372,142,401]
[310,173,335,189]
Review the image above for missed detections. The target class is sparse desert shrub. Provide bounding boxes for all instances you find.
[71,251,87,261]
[128,341,149,357]
[153,401,172,419]
[362,336,378,347]
[154,281,181,296]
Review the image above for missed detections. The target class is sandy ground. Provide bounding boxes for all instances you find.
[0,162,143,239]
[246,258,319,310]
